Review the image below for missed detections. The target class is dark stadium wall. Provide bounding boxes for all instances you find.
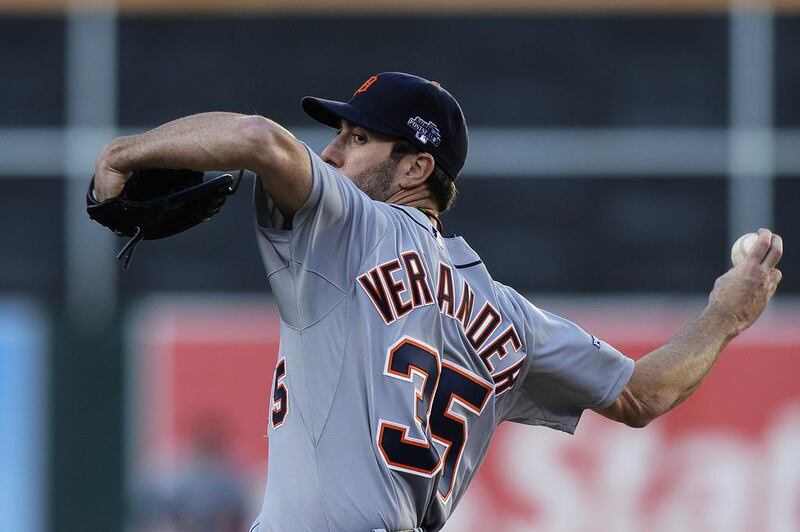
[3,14,798,299]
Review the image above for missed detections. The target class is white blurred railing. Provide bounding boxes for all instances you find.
[0,4,791,323]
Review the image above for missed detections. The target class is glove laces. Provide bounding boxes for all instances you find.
[116,226,144,270]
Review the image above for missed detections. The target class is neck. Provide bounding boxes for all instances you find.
[384,185,439,216]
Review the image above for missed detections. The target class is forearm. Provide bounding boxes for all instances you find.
[599,307,736,427]
[600,230,782,428]
[624,306,736,422]
[98,112,260,174]
[93,111,312,215]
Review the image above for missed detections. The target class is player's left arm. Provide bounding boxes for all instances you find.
[596,229,783,428]
[93,112,311,217]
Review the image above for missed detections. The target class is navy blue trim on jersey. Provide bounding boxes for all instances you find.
[389,205,440,241]
[388,206,483,271]
[453,260,483,270]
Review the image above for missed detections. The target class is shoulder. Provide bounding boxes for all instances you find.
[491,281,525,311]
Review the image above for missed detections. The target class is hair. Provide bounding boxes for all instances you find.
[390,139,458,213]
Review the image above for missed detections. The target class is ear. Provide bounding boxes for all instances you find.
[398,152,436,189]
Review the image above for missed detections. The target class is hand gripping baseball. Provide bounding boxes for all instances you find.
[707,228,783,336]
[86,168,244,269]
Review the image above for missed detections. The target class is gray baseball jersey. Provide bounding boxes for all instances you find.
[249,145,634,532]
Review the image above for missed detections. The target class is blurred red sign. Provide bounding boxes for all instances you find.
[132,299,280,476]
[131,298,800,531]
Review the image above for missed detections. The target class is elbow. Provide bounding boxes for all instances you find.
[239,115,276,160]
[601,386,660,429]
[236,114,311,214]
[622,391,662,428]
[623,410,654,429]
[238,115,292,171]
[626,391,673,428]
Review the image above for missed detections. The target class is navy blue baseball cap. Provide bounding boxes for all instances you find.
[301,72,468,180]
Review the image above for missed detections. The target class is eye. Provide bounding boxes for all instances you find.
[352,133,367,144]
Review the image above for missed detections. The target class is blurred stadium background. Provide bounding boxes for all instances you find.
[2,0,799,530]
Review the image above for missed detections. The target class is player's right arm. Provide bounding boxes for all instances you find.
[597,228,783,428]
[93,112,311,218]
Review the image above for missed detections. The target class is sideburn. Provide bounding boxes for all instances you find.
[353,157,399,202]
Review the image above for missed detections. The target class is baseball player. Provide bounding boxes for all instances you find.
[93,72,783,532]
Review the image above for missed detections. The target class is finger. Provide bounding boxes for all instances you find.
[766,268,782,298]
[746,228,773,265]
[762,234,783,269]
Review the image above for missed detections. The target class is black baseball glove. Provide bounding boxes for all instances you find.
[86,168,243,269]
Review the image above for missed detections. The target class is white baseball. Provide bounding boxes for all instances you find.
[731,232,759,266]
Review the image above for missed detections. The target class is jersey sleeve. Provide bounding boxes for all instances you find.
[497,285,634,434]
[253,143,389,327]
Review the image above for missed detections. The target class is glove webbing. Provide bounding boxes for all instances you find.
[101,169,245,270]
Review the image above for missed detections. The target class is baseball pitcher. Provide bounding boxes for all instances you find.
[91,72,783,532]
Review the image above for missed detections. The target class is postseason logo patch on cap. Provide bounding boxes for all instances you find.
[407,117,442,147]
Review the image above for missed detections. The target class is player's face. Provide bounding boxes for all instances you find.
[321,121,401,202]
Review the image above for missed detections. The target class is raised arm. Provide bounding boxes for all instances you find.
[597,228,783,428]
[93,112,311,218]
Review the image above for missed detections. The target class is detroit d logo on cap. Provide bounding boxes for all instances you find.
[407,117,442,147]
[354,75,378,96]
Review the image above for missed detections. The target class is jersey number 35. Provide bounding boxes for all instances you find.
[377,337,493,505]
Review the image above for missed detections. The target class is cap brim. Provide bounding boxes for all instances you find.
[301,96,402,138]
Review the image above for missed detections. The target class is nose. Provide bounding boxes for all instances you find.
[321,138,344,168]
